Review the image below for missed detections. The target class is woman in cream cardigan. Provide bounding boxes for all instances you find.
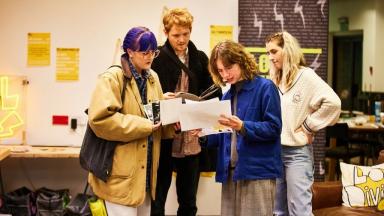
[265,31,341,216]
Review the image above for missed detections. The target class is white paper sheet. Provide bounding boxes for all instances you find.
[179,100,232,132]
[159,98,183,125]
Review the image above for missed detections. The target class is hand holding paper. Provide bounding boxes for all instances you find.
[159,98,232,136]
[218,114,243,131]
[160,98,183,125]
[179,99,232,133]
[163,92,176,99]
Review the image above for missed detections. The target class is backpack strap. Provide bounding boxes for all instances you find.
[108,65,122,70]
[108,65,128,111]
[85,65,127,115]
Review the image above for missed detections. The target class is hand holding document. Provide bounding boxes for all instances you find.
[180,99,231,131]
[160,98,232,136]
[173,84,221,102]
[160,97,183,125]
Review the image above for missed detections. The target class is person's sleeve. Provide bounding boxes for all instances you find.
[88,73,153,142]
[243,82,282,142]
[302,74,341,134]
[151,72,176,139]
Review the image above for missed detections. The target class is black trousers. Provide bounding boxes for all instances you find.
[151,139,200,216]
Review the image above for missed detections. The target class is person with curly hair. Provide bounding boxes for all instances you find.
[207,40,283,216]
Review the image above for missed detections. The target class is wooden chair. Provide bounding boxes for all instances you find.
[325,123,365,180]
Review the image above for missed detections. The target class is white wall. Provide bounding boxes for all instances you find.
[329,0,384,92]
[0,0,238,146]
[0,0,237,215]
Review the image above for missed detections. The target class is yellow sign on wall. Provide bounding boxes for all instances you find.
[27,33,51,66]
[245,47,323,75]
[210,25,233,51]
[56,48,80,81]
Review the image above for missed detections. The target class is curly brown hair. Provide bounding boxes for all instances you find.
[209,40,259,86]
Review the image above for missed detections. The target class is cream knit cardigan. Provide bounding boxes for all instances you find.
[279,67,341,146]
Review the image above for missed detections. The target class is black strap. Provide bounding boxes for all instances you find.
[85,66,127,115]
[83,182,89,195]
[162,46,220,101]
[161,45,195,79]
[108,65,122,70]
[199,84,220,100]
[107,65,127,106]
[83,65,127,193]
[120,75,128,105]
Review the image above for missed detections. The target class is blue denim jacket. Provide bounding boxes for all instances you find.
[208,76,283,182]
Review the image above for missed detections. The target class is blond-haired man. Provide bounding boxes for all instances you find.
[150,8,219,216]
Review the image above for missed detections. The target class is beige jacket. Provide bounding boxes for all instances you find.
[88,58,173,206]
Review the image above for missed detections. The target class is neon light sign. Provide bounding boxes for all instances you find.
[0,76,24,138]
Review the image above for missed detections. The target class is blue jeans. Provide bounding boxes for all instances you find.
[273,145,314,216]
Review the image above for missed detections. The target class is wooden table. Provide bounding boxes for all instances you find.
[0,145,80,194]
[0,148,11,161]
[327,123,384,181]
[348,123,384,133]
[349,123,384,163]
[6,146,80,158]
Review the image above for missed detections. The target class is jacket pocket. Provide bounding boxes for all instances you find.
[102,175,133,199]
[243,107,260,121]
[111,142,138,177]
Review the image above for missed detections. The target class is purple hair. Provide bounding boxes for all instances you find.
[122,27,157,53]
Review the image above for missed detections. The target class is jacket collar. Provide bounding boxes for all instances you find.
[227,77,258,96]
[120,54,155,84]
[164,39,198,57]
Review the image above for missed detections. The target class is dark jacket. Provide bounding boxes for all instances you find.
[151,40,220,172]
[151,40,214,96]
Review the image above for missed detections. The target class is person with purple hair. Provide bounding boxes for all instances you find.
[87,26,174,216]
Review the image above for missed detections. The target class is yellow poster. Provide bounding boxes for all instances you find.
[56,48,79,81]
[27,33,50,66]
[210,25,233,51]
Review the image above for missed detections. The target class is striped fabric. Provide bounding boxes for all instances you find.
[221,169,276,216]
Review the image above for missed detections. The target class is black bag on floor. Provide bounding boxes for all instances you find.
[36,187,69,216]
[65,183,91,216]
[65,193,91,216]
[0,186,36,216]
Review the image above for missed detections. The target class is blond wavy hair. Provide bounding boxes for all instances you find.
[163,8,193,33]
[265,31,306,88]
[209,40,259,86]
